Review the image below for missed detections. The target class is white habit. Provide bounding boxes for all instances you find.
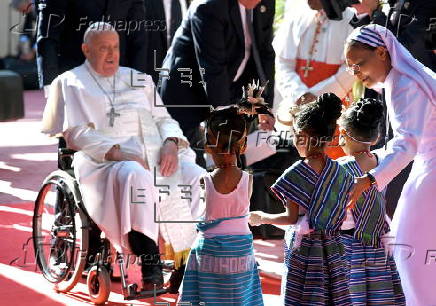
[370,68,436,306]
[41,61,206,255]
[346,23,436,305]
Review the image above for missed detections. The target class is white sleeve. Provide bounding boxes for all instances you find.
[273,17,309,107]
[276,56,309,106]
[369,84,431,191]
[63,125,118,163]
[146,76,189,147]
[309,64,355,99]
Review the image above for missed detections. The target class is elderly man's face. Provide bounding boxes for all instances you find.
[82,31,120,77]
[239,0,261,9]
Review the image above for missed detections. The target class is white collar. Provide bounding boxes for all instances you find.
[84,60,118,80]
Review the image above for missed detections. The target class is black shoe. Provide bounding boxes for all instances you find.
[167,264,185,294]
[48,246,67,277]
[141,265,164,292]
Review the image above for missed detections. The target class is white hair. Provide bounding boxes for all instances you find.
[83,22,117,44]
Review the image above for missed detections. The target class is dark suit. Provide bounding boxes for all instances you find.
[144,0,187,84]
[159,0,275,132]
[36,0,148,87]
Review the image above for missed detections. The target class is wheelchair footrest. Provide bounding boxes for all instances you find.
[124,283,167,300]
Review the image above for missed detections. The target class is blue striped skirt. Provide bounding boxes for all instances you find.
[178,234,264,305]
[283,230,351,306]
[341,234,405,305]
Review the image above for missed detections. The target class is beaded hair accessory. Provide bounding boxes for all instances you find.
[205,80,274,154]
[238,80,273,118]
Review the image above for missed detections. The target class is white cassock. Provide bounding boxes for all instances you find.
[41,61,206,256]
[273,4,355,124]
[370,68,436,306]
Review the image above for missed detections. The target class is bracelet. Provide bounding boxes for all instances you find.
[366,172,377,187]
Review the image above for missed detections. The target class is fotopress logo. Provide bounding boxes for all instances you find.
[10,235,85,273]
[12,9,168,37]
[425,250,436,265]
[9,235,171,269]
[76,16,167,34]
[9,2,36,35]
[255,131,343,149]
[256,130,293,147]
[9,236,39,269]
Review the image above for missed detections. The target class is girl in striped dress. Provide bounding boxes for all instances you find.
[250,93,355,305]
[178,82,274,305]
[337,98,405,305]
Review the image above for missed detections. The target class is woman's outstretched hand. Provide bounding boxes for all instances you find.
[258,114,276,131]
[347,175,371,209]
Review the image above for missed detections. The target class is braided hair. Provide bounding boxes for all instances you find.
[292,92,342,140]
[339,98,384,143]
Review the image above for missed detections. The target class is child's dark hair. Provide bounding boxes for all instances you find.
[205,80,273,156]
[292,92,342,138]
[339,98,384,142]
[205,106,248,155]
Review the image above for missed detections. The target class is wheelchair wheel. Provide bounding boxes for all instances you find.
[87,265,111,305]
[33,170,89,292]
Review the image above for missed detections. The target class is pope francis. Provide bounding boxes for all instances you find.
[41,22,205,292]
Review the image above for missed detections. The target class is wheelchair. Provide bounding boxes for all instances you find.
[32,138,169,304]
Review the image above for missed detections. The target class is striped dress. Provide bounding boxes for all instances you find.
[338,157,405,305]
[271,158,354,306]
[178,171,264,305]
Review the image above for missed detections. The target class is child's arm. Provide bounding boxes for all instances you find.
[249,200,299,226]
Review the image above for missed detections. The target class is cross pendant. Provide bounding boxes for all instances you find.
[107,107,120,127]
[301,60,314,78]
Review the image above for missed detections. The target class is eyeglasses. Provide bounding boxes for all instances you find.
[345,57,371,75]
[345,64,361,75]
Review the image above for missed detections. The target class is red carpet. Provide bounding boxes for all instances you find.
[0,202,281,305]
[0,90,282,305]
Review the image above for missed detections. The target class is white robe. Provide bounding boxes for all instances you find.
[370,68,436,306]
[273,6,355,124]
[41,62,205,253]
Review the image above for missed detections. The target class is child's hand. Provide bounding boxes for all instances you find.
[258,114,275,131]
[249,211,264,226]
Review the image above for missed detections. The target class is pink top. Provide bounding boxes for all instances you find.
[202,170,252,236]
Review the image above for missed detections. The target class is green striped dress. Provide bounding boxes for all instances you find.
[271,157,354,305]
[338,157,405,305]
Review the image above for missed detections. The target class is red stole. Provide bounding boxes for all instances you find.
[295,59,348,160]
